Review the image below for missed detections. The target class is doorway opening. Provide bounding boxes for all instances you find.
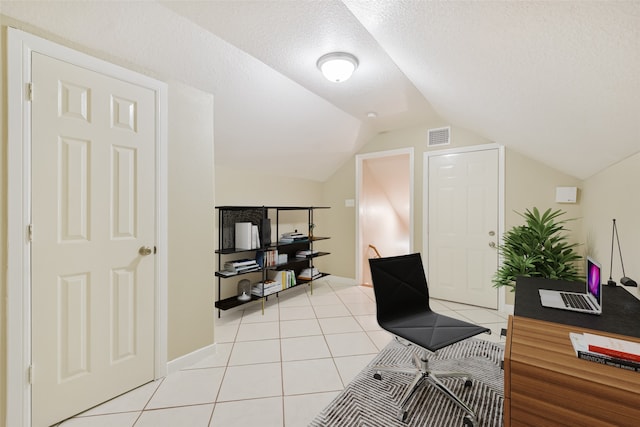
[356,148,414,286]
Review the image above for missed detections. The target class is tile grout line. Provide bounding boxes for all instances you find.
[61,277,508,426]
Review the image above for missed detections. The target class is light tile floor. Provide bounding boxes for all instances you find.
[59,276,508,427]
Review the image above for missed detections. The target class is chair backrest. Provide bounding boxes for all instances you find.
[368,253,431,322]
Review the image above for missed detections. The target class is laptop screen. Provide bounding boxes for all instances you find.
[587,257,601,306]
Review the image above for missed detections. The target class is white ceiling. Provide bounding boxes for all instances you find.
[2,1,639,182]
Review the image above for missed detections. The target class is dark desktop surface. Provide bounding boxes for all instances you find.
[514,276,640,338]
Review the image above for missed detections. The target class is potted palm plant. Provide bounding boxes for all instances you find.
[493,207,582,291]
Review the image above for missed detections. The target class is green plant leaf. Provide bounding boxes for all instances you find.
[493,207,582,289]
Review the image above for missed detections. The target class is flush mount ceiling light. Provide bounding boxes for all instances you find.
[317,52,359,83]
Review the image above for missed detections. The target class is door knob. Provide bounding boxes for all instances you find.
[488,242,496,248]
[139,246,153,256]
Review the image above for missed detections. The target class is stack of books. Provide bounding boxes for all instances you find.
[279,231,308,244]
[570,332,640,372]
[221,259,260,276]
[297,267,321,280]
[295,249,318,258]
[251,280,281,297]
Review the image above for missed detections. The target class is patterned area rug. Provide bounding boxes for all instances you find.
[310,338,504,427]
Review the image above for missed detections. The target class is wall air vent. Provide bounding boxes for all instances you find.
[427,126,451,147]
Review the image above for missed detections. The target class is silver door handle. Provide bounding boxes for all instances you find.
[139,246,153,256]
[488,242,496,248]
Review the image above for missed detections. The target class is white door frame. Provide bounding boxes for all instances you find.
[423,143,505,311]
[355,148,414,285]
[6,28,168,427]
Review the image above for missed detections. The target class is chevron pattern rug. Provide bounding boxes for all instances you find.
[309,338,504,427]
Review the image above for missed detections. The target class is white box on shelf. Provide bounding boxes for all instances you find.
[235,222,253,250]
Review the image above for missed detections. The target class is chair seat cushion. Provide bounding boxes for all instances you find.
[382,311,489,352]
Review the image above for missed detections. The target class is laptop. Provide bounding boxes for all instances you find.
[538,257,602,315]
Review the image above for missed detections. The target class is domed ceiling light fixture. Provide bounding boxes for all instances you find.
[317,52,359,83]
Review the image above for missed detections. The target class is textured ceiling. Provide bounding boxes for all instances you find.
[2,1,639,181]
[343,0,640,180]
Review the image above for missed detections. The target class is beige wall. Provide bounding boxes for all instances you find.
[213,166,326,300]
[505,150,583,237]
[503,150,584,304]
[167,82,215,360]
[214,165,324,208]
[1,23,8,427]
[322,124,591,307]
[321,156,357,278]
[0,20,215,424]
[582,152,640,300]
[323,122,493,278]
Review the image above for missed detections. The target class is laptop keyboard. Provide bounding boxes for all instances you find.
[561,293,591,310]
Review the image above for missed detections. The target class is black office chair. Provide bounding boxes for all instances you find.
[368,253,490,426]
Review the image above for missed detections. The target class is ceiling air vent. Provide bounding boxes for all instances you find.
[427,126,451,147]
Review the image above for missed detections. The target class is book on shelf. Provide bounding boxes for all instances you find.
[251,280,282,297]
[282,231,306,239]
[223,264,260,275]
[235,265,261,274]
[224,259,259,272]
[251,225,260,249]
[255,251,264,268]
[569,332,640,372]
[295,249,319,258]
[583,332,640,363]
[218,270,237,277]
[256,249,279,268]
[279,231,308,243]
[298,267,321,280]
[267,270,295,290]
[225,259,258,268]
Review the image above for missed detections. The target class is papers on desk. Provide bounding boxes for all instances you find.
[570,332,640,372]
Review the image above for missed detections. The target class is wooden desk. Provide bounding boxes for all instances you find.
[504,315,640,426]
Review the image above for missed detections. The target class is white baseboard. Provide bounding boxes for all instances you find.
[166,343,218,374]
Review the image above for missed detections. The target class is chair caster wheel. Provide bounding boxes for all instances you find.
[396,410,408,422]
[464,379,473,388]
[373,372,382,380]
[463,415,476,426]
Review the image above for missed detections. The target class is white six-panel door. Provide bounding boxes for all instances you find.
[427,148,499,309]
[31,52,156,426]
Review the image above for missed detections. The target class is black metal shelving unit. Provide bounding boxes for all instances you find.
[214,206,330,316]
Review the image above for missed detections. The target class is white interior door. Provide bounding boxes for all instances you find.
[427,148,499,308]
[31,52,156,427]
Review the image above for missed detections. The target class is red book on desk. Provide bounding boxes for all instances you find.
[584,332,640,363]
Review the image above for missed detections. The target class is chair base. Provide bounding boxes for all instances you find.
[373,348,477,426]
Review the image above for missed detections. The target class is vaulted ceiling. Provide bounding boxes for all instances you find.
[2,1,639,181]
